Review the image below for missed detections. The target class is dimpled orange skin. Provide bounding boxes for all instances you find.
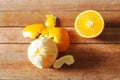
[41,27,70,52]
[23,24,46,39]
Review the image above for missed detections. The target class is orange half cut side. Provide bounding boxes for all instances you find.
[74,10,104,38]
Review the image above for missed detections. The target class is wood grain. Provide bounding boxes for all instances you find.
[0,27,119,44]
[0,44,120,79]
[0,0,120,11]
[0,11,120,27]
[0,28,31,43]
[0,0,120,79]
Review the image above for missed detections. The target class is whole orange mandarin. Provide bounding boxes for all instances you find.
[40,27,70,52]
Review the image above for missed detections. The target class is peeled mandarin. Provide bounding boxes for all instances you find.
[28,37,58,69]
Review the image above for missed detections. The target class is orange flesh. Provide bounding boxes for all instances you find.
[75,10,104,38]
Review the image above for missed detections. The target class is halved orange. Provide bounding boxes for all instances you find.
[74,10,104,38]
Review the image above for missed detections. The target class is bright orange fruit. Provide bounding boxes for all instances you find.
[23,24,46,39]
[23,14,70,53]
[40,27,70,52]
[45,14,57,28]
[74,10,104,38]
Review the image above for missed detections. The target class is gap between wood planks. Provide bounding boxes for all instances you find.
[0,0,120,11]
[0,44,120,73]
[0,27,120,44]
[0,11,119,27]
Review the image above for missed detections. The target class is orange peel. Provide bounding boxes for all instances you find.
[53,55,75,68]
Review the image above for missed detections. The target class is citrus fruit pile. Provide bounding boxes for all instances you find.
[23,14,74,69]
[23,10,104,69]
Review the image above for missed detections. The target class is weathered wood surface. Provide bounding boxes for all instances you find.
[0,27,120,44]
[0,44,120,80]
[0,11,119,27]
[0,0,120,11]
[0,0,120,80]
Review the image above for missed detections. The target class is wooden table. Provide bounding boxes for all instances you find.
[0,0,120,80]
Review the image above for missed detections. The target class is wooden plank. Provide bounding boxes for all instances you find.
[0,11,120,27]
[0,28,31,43]
[0,0,120,11]
[0,27,120,44]
[69,27,120,44]
[0,44,120,79]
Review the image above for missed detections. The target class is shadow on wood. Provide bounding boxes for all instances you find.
[56,17,61,27]
[95,27,120,43]
[58,44,108,70]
